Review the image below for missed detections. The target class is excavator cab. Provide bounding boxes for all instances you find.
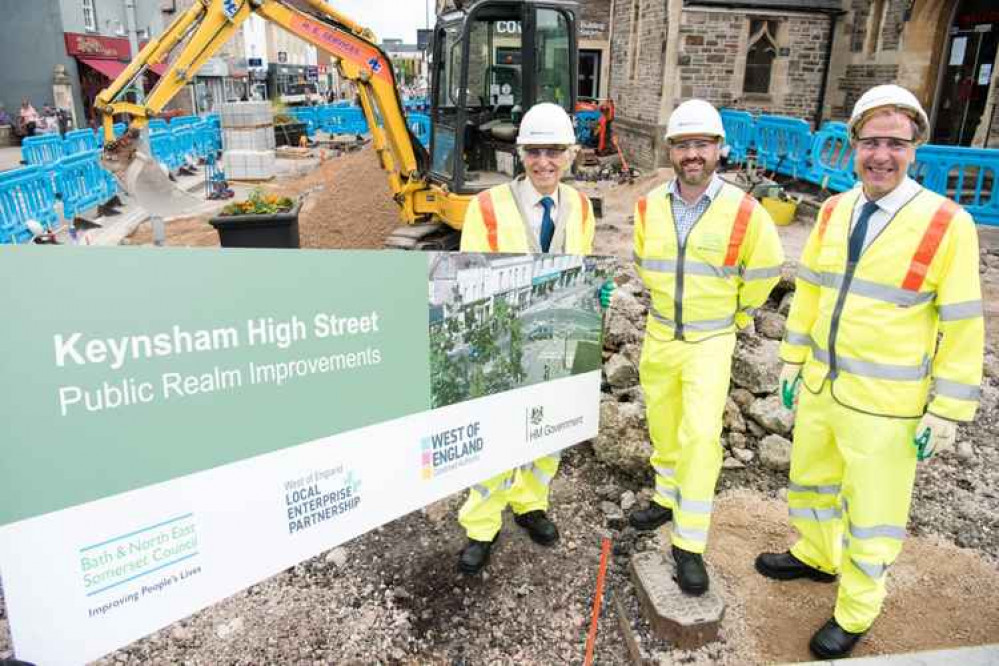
[430,0,578,194]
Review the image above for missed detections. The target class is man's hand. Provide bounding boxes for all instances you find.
[913,413,957,461]
[599,279,617,311]
[779,363,803,410]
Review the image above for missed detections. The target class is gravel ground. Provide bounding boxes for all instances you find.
[2,160,998,664]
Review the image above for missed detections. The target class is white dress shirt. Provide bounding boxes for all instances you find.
[850,176,922,253]
[515,179,561,241]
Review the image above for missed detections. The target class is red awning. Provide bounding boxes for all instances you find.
[78,57,127,80]
[148,63,168,77]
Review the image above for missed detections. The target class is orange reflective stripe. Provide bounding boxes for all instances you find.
[578,190,590,239]
[817,194,843,242]
[637,197,648,233]
[477,191,499,252]
[723,194,756,267]
[901,199,960,292]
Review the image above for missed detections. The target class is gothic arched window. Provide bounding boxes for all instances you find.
[744,19,779,94]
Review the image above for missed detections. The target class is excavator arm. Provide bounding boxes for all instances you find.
[98,0,466,230]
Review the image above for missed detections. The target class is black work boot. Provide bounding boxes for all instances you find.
[671,545,709,595]
[513,510,559,546]
[628,503,673,531]
[458,536,496,575]
[755,551,837,582]
[809,618,866,660]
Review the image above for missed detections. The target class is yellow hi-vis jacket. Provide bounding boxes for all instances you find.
[459,180,595,254]
[780,187,984,421]
[633,182,784,342]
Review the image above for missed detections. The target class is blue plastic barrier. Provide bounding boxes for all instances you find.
[407,112,430,148]
[169,115,200,129]
[149,130,183,172]
[113,122,128,139]
[719,109,755,164]
[55,150,118,220]
[318,106,368,135]
[193,121,217,160]
[0,166,60,243]
[289,107,318,137]
[63,128,100,156]
[172,125,198,165]
[148,119,169,133]
[804,121,856,192]
[911,145,999,226]
[755,115,813,179]
[21,134,64,168]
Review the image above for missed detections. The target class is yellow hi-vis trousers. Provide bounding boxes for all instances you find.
[458,454,560,542]
[788,384,918,633]
[640,333,735,554]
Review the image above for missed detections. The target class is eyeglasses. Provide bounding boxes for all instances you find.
[523,147,568,159]
[855,137,914,152]
[669,139,717,153]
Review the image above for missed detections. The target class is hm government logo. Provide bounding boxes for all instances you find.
[421,421,484,480]
[526,403,585,443]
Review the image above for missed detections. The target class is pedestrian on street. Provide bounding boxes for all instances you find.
[18,98,39,137]
[756,84,984,660]
[630,99,783,595]
[455,102,598,575]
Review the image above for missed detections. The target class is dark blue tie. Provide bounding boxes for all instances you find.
[848,201,880,264]
[539,196,555,253]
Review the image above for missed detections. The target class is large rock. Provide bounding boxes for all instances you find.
[754,311,786,340]
[730,388,755,411]
[723,397,746,433]
[593,400,653,481]
[731,338,782,394]
[759,434,792,471]
[605,353,639,389]
[747,395,795,435]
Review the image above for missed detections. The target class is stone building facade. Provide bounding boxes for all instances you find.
[606,0,999,169]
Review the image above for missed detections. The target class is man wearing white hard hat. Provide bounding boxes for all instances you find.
[455,102,598,575]
[629,99,783,594]
[757,84,984,659]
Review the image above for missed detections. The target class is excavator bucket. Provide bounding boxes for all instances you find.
[102,131,203,219]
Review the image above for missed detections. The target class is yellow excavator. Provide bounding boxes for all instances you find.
[97,0,580,249]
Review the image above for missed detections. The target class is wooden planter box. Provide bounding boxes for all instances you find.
[209,203,301,248]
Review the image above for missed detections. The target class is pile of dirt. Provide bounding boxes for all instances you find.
[126,146,401,250]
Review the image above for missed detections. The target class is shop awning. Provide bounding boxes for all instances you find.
[148,63,168,77]
[79,57,127,80]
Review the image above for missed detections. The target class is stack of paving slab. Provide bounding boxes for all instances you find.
[220,101,276,181]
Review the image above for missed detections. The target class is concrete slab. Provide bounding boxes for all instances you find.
[629,550,725,650]
[0,145,24,173]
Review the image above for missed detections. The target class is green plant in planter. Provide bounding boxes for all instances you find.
[220,188,295,216]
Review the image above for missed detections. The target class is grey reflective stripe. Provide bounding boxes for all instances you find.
[684,314,736,332]
[934,378,982,401]
[650,307,677,329]
[797,266,822,286]
[521,463,553,486]
[685,261,739,278]
[636,256,677,273]
[784,330,812,347]
[743,265,781,281]
[473,484,491,499]
[849,523,906,541]
[789,506,843,522]
[678,497,713,514]
[939,300,983,321]
[654,465,676,479]
[673,524,708,544]
[851,558,888,580]
[821,273,935,307]
[788,482,841,496]
[656,485,678,503]
[782,331,930,381]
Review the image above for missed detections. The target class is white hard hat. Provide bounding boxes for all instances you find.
[517,102,576,146]
[849,84,929,145]
[666,99,725,142]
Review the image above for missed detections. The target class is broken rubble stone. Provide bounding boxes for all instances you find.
[747,420,766,438]
[778,292,794,316]
[733,447,755,464]
[722,456,745,469]
[604,311,644,350]
[620,490,637,511]
[611,384,647,405]
[731,338,782,394]
[747,395,795,435]
[723,398,747,433]
[605,353,640,389]
[754,311,786,340]
[601,501,627,529]
[620,342,643,366]
[954,441,975,462]
[730,388,755,411]
[778,262,797,293]
[759,434,792,471]
[728,432,747,449]
[593,401,654,481]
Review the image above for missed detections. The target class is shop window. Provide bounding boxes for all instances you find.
[743,19,778,95]
[82,0,97,32]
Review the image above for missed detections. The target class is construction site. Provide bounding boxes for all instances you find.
[1,0,999,664]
